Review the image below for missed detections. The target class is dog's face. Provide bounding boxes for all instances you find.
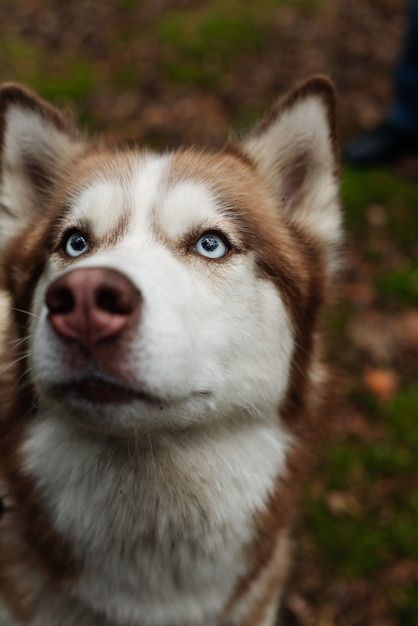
[0,80,341,435]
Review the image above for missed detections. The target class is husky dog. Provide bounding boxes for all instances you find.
[0,77,341,626]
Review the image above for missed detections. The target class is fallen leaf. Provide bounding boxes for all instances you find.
[363,368,399,400]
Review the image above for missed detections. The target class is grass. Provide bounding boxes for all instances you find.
[342,167,418,254]
[155,1,270,87]
[377,265,418,306]
[304,389,418,578]
[301,165,418,618]
[0,35,95,113]
[154,0,326,87]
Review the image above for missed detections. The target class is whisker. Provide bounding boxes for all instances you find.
[10,307,38,319]
[0,352,30,377]
[4,334,33,349]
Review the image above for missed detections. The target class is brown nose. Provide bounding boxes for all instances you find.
[46,268,141,350]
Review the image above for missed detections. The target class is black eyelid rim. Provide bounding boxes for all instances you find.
[194,228,236,250]
[187,228,239,261]
[56,226,93,256]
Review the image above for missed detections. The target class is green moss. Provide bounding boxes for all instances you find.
[117,0,139,8]
[361,440,416,475]
[322,444,365,489]
[39,60,94,103]
[391,587,418,625]
[0,36,42,83]
[155,1,272,86]
[305,481,418,577]
[304,497,390,577]
[111,67,140,89]
[305,386,418,581]
[154,0,324,88]
[377,266,418,306]
[342,167,418,252]
[386,387,418,446]
[0,35,95,106]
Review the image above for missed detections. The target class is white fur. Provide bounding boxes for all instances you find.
[158,180,225,240]
[23,414,291,626]
[71,181,127,239]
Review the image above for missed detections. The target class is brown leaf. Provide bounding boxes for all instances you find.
[363,368,399,400]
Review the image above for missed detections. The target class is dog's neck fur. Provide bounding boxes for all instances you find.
[21,409,290,626]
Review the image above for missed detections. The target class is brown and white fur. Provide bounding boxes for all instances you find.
[0,77,341,626]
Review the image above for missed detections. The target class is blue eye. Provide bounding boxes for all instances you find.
[194,232,230,259]
[64,231,90,258]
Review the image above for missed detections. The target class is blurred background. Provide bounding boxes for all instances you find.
[1,1,417,624]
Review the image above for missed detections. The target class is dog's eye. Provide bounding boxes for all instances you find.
[194,232,230,259]
[64,231,90,258]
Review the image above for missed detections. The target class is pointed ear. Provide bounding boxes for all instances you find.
[0,83,85,252]
[242,76,341,266]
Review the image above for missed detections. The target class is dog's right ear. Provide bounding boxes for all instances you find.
[0,83,85,253]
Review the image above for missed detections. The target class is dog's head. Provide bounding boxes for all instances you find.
[0,79,341,436]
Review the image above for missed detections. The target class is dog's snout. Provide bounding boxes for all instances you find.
[46,268,141,349]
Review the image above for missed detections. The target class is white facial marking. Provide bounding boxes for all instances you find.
[158,180,222,241]
[71,180,126,239]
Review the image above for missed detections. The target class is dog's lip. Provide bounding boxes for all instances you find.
[47,375,161,405]
[45,374,211,406]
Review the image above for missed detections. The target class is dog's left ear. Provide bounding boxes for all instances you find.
[242,76,341,265]
[0,83,85,253]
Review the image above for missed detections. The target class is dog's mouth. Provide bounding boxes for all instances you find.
[47,375,159,405]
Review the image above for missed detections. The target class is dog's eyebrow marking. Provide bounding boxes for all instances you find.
[69,180,131,245]
[157,180,224,242]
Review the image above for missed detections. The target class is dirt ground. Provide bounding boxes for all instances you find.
[0,1,417,624]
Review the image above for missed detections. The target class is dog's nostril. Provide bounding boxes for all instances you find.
[96,287,121,314]
[95,286,139,315]
[47,286,75,314]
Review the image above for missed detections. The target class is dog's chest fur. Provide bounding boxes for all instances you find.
[22,414,290,625]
